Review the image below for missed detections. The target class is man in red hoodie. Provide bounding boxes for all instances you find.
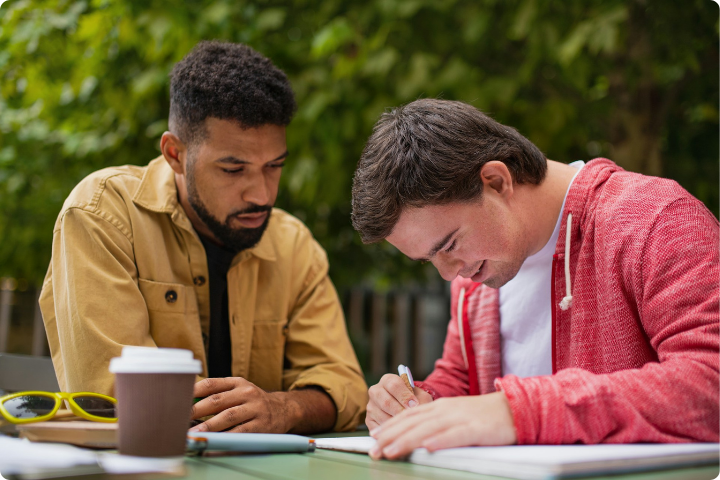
[351,99,719,460]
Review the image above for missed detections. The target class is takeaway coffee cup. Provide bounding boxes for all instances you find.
[109,347,201,457]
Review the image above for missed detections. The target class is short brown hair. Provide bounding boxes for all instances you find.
[351,99,547,243]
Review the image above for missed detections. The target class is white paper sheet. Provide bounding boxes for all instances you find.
[315,436,719,479]
[409,443,720,479]
[0,435,185,476]
[315,436,376,453]
[0,436,98,474]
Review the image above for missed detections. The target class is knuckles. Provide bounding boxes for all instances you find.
[380,396,398,413]
[240,385,258,398]
[224,407,238,425]
[210,393,224,408]
[368,384,382,399]
[200,377,217,391]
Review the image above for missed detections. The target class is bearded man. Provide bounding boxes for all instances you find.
[39,41,367,434]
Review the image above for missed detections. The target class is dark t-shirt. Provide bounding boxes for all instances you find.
[199,235,235,378]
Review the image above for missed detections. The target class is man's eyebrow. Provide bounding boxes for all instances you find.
[409,229,458,262]
[214,151,289,165]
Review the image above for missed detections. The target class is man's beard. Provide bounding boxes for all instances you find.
[186,173,271,253]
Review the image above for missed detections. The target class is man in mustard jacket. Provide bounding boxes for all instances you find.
[39,41,367,434]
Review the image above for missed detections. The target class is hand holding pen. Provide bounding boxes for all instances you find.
[365,364,433,434]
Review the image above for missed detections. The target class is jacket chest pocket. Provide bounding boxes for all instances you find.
[248,321,287,391]
[138,278,202,351]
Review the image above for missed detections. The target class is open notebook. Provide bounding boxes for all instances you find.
[314,437,719,480]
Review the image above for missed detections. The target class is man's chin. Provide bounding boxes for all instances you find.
[481,276,504,289]
[479,263,523,289]
[218,226,267,252]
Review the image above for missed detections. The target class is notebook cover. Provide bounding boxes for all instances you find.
[17,420,118,449]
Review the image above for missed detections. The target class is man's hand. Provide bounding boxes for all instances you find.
[368,391,517,460]
[366,374,433,431]
[188,377,336,434]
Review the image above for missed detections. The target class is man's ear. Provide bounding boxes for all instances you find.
[160,132,187,175]
[479,161,514,198]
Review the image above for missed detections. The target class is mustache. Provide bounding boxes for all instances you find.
[227,203,272,218]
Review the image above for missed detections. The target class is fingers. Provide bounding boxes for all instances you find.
[369,406,445,460]
[366,374,421,430]
[369,383,404,418]
[190,404,254,433]
[378,374,419,409]
[366,417,381,432]
[191,378,256,419]
[413,387,433,404]
[365,374,426,432]
[368,393,518,461]
[421,425,478,452]
[366,401,393,432]
[193,377,237,397]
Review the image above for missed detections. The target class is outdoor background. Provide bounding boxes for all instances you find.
[0,0,717,378]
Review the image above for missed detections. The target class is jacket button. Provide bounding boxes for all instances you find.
[165,290,178,303]
[193,276,206,286]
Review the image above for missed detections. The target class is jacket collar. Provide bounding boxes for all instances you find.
[559,158,621,251]
[132,156,178,214]
[133,156,277,262]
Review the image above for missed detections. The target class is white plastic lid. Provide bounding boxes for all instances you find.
[109,346,202,374]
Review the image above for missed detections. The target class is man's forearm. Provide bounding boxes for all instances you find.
[273,387,337,434]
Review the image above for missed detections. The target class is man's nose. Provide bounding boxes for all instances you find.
[435,258,463,282]
[243,175,270,206]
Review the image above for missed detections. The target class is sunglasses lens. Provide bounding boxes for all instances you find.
[2,395,56,419]
[73,396,117,418]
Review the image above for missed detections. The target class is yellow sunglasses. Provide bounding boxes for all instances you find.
[0,391,117,424]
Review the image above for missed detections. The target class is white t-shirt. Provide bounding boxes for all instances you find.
[498,161,584,378]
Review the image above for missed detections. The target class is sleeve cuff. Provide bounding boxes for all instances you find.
[289,374,367,432]
[495,375,565,445]
[414,381,440,400]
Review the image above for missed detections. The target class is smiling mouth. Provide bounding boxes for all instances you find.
[470,261,485,281]
[475,261,485,275]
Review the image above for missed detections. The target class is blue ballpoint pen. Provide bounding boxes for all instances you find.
[186,432,316,453]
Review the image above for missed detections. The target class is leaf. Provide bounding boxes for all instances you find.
[201,2,231,26]
[509,0,537,40]
[78,76,97,102]
[256,8,285,31]
[558,6,627,65]
[311,17,353,58]
[362,48,399,77]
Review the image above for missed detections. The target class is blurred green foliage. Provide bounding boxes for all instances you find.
[0,0,717,288]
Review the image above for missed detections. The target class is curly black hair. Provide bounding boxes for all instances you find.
[169,40,296,145]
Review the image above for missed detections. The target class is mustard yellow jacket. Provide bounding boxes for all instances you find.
[39,157,367,431]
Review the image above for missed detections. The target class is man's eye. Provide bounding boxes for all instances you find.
[222,168,243,174]
[444,240,456,253]
[269,162,285,169]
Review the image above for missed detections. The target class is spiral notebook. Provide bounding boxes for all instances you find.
[314,437,719,479]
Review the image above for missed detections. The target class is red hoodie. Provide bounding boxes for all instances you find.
[416,158,719,444]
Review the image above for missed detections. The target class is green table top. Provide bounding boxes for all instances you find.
[184,449,718,480]
[176,432,719,480]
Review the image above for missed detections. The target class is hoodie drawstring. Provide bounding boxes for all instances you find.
[559,213,573,311]
[457,287,468,369]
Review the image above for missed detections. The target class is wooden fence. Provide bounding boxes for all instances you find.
[0,279,49,357]
[343,285,451,384]
[0,279,452,383]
